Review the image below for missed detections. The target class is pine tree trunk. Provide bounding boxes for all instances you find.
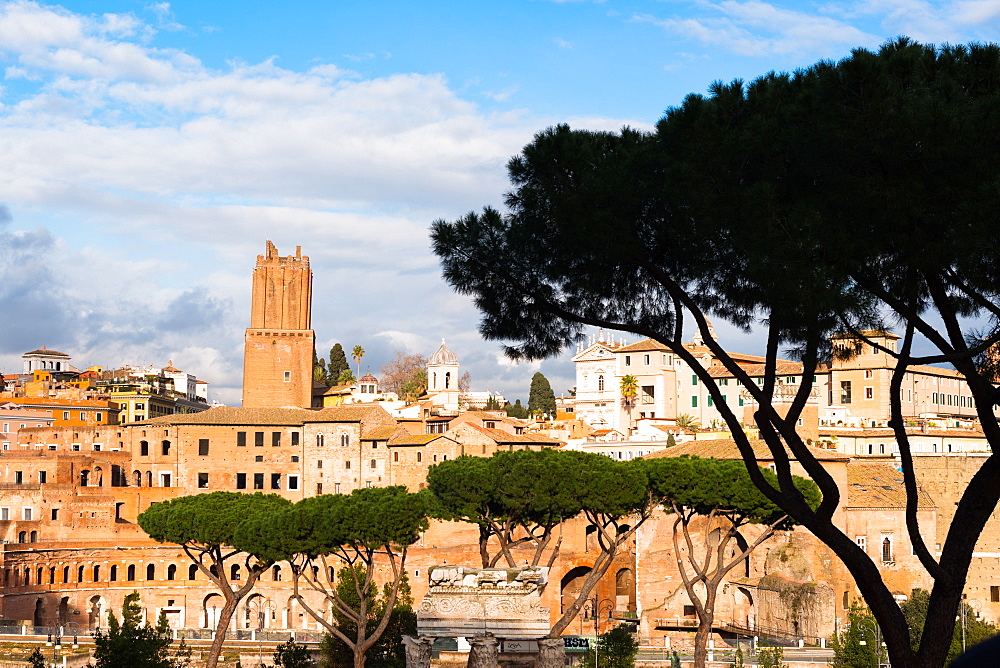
[205,598,238,668]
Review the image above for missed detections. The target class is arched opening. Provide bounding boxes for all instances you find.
[189,564,198,580]
[882,536,893,562]
[734,532,751,578]
[615,567,636,612]
[110,565,117,582]
[133,470,142,487]
[273,565,282,581]
[167,564,177,581]
[734,587,755,629]
[17,531,26,543]
[245,593,264,630]
[560,565,593,615]
[34,599,45,627]
[88,595,104,629]
[146,471,153,487]
[161,440,171,456]
[93,565,101,581]
[58,597,69,625]
[204,594,223,629]
[80,470,90,486]
[231,564,241,581]
[127,564,136,581]
[78,565,85,582]
[146,564,155,580]
[94,466,103,486]
[49,567,56,584]
[29,530,37,543]
[23,568,30,586]
[62,566,69,583]
[37,566,43,583]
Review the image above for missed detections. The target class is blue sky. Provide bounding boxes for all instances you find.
[0,0,997,404]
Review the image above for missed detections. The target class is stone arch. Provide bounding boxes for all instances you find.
[77,565,85,582]
[133,470,142,487]
[146,564,155,581]
[161,440,171,456]
[615,567,636,611]
[88,595,105,629]
[18,531,26,543]
[33,598,45,627]
[29,530,37,543]
[49,566,56,584]
[94,466,103,486]
[80,469,90,486]
[58,597,69,625]
[146,471,153,487]
[93,565,101,582]
[167,564,177,581]
[245,593,264,629]
[189,564,198,580]
[62,566,70,583]
[127,564,136,581]
[734,532,751,578]
[560,565,593,615]
[109,565,117,582]
[36,566,43,584]
[204,593,223,629]
[734,586,754,629]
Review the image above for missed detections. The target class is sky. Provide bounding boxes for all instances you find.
[0,0,997,405]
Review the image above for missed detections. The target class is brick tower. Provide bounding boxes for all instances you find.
[242,241,315,408]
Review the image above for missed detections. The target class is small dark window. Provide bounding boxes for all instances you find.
[271,473,281,490]
[146,564,155,580]
[291,432,300,446]
[230,564,241,581]
[370,459,377,469]
[110,565,117,582]
[198,439,209,456]
[236,473,247,490]
[167,564,176,581]
[237,432,247,447]
[161,440,170,456]
[127,565,135,581]
[198,473,209,489]
[78,565,85,582]
[189,564,198,580]
[992,586,1000,603]
[272,432,281,447]
[683,605,697,617]
[140,441,149,456]
[254,432,264,447]
[253,473,264,490]
[317,460,323,469]
[345,461,351,470]
[51,508,59,521]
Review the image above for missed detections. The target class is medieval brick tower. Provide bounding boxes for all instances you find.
[242,241,315,408]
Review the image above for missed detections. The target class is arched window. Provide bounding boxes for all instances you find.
[93,565,101,581]
[80,470,90,486]
[127,565,136,581]
[189,564,198,580]
[29,530,37,542]
[63,566,70,583]
[23,569,30,586]
[133,470,142,487]
[161,440,171,456]
[445,372,451,389]
[341,433,350,447]
[146,564,155,580]
[94,466,103,486]
[273,565,282,581]
[49,567,56,584]
[230,564,241,581]
[78,565,85,582]
[17,531,26,543]
[37,567,43,583]
[598,375,605,391]
[882,536,893,562]
[167,564,176,581]
[110,565,117,582]
[146,471,153,487]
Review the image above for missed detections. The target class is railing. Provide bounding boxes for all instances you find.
[612,610,639,621]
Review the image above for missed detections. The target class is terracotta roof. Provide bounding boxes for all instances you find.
[359,371,378,383]
[847,462,935,509]
[465,425,563,446]
[362,425,398,440]
[707,362,804,378]
[389,433,456,447]
[618,338,670,353]
[642,438,849,462]
[137,405,387,427]
[651,424,694,435]
[22,346,70,357]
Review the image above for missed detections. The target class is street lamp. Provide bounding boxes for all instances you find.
[249,598,275,668]
[856,617,888,667]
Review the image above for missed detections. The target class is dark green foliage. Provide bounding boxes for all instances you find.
[27,649,45,668]
[328,344,350,382]
[504,399,529,419]
[321,569,415,668]
[581,625,639,668]
[431,38,1000,668]
[88,592,181,668]
[485,394,501,410]
[831,601,884,668]
[528,371,556,418]
[901,589,998,664]
[756,645,786,668]
[273,639,316,668]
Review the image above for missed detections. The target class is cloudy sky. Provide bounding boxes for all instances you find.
[0,0,997,404]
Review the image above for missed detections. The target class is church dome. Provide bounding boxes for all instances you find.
[428,339,459,365]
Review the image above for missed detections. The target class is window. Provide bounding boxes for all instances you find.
[0,507,8,521]
[644,354,650,365]
[370,459,377,469]
[161,440,170,456]
[22,508,32,521]
[198,439,209,456]
[865,387,874,400]
[273,565,282,581]
[63,411,70,421]
[840,381,852,404]
[127,565,136,581]
[271,473,281,490]
[272,432,281,447]
[50,509,58,521]
[624,355,631,366]
[707,396,713,407]
[882,536,893,562]
[198,473,209,489]
[992,586,1000,603]
[189,564,198,580]
[283,371,291,382]
[146,564,155,580]
[110,565,117,582]
[334,483,341,494]
[345,460,351,470]
[254,432,264,447]
[598,375,605,391]
[291,432,300,446]
[253,473,264,490]
[692,397,698,408]
[167,564,176,581]
[236,473,247,489]
[417,452,422,463]
[856,536,867,553]
[237,432,247,447]
[316,434,324,447]
[159,473,171,487]
[78,565,85,581]
[140,441,149,456]
[692,375,698,385]
[865,369,873,378]
[393,452,399,462]
[14,471,22,485]
[97,413,102,422]
[341,433,350,447]
[288,475,299,491]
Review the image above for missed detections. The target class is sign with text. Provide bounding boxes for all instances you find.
[501,640,538,653]
[563,636,591,653]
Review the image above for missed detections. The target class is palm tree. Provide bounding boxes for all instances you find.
[620,374,638,434]
[675,414,700,431]
[352,345,365,381]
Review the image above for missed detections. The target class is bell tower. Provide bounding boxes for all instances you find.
[242,241,315,408]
